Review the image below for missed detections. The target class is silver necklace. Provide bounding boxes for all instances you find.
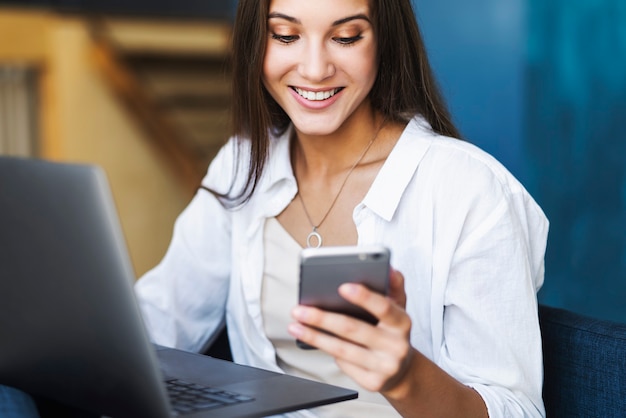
[297,123,384,248]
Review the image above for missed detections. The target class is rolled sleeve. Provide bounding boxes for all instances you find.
[439,192,547,417]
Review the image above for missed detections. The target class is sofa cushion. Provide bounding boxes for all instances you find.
[539,304,626,417]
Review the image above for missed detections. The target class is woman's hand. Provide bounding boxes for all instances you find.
[288,268,415,394]
[288,269,488,417]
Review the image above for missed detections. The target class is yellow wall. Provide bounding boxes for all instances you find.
[1,8,191,277]
[0,9,51,62]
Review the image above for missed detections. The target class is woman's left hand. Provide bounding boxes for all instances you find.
[288,268,415,394]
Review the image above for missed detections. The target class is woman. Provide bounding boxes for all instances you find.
[139,0,549,417]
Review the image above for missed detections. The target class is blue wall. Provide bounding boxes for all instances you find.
[415,0,626,322]
[526,0,626,322]
[415,0,528,179]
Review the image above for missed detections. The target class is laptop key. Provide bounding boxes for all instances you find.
[166,379,255,414]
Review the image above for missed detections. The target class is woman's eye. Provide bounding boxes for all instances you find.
[271,33,299,44]
[333,35,363,45]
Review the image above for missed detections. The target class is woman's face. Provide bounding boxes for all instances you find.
[262,0,378,136]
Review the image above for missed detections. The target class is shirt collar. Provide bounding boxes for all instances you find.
[257,117,435,222]
[362,116,434,221]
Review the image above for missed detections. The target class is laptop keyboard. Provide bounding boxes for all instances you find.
[166,378,255,415]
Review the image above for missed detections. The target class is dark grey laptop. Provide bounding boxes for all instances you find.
[0,156,357,418]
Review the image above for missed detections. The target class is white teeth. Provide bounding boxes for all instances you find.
[295,87,338,101]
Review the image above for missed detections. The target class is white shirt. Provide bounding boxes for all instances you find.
[135,116,549,417]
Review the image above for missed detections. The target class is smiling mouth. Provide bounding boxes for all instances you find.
[293,87,343,101]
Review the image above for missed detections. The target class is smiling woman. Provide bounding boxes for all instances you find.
[132,0,550,417]
[262,1,378,137]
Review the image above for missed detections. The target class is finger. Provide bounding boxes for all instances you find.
[338,283,410,331]
[287,317,371,358]
[290,303,409,354]
[289,306,415,393]
[290,305,376,348]
[388,268,406,308]
[288,315,409,383]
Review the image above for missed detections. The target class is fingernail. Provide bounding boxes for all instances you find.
[292,306,306,320]
[340,283,358,295]
[288,323,304,337]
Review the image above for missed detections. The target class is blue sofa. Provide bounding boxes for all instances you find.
[539,304,626,417]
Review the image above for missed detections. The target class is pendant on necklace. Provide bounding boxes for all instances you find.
[306,227,322,248]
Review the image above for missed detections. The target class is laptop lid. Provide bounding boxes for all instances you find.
[0,156,357,417]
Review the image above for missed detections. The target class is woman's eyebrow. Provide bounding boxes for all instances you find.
[267,13,371,26]
[332,14,371,26]
[267,12,300,24]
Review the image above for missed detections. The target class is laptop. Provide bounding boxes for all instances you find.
[0,156,357,418]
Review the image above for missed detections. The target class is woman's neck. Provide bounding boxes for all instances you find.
[292,110,384,176]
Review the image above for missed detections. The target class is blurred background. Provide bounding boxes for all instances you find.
[0,0,624,322]
[415,0,626,323]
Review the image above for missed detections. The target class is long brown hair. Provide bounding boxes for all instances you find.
[212,0,460,205]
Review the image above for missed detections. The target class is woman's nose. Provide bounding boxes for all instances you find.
[297,42,335,82]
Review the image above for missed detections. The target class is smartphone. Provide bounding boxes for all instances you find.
[297,245,391,349]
